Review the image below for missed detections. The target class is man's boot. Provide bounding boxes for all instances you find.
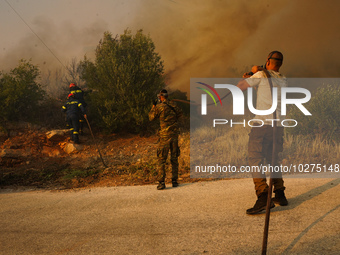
[246,192,275,215]
[157,182,166,190]
[73,134,80,144]
[272,189,288,206]
[172,179,179,187]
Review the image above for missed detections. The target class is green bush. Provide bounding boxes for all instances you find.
[287,84,339,141]
[0,59,45,124]
[81,29,165,133]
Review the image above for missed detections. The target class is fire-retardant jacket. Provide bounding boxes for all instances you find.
[69,86,87,107]
[62,98,86,117]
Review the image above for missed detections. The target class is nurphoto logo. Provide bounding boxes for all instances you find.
[190,78,340,179]
[198,82,312,128]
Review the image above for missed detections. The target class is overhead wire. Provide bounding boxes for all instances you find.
[4,0,67,70]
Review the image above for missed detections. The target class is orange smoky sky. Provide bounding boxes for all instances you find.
[135,0,340,92]
[1,0,340,93]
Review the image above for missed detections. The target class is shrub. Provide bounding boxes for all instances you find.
[0,59,45,124]
[81,29,165,133]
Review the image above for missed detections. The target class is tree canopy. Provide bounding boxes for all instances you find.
[81,29,165,133]
[0,59,45,124]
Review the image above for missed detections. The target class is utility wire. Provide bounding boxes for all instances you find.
[5,0,67,70]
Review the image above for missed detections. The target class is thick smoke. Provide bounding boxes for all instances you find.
[2,0,340,94]
[1,16,107,72]
[132,0,340,92]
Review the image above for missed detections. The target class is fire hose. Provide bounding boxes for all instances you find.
[84,115,108,168]
[172,91,231,106]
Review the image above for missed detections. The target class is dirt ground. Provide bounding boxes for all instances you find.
[0,124,194,191]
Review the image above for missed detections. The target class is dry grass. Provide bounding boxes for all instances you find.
[190,125,250,167]
[282,134,340,165]
[190,125,340,169]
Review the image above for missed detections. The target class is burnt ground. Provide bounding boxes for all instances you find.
[0,126,196,191]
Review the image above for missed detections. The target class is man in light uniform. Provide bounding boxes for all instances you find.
[237,51,288,214]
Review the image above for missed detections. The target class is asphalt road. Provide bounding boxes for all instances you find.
[1,177,339,254]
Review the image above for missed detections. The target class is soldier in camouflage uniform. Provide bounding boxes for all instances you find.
[149,89,183,190]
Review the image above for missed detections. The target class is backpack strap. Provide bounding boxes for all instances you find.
[164,102,178,120]
[262,69,278,167]
[262,69,276,120]
[262,70,274,94]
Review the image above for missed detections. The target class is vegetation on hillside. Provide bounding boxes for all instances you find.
[0,29,338,188]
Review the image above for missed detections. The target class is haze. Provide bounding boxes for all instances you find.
[1,0,340,92]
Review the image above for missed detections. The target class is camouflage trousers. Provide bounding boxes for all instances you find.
[157,135,180,182]
[248,125,285,197]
